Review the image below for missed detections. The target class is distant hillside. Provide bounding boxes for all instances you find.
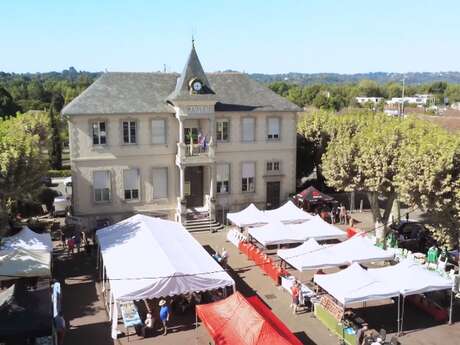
[249,72,460,85]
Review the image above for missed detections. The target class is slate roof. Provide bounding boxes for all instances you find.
[62,72,301,115]
[167,44,215,101]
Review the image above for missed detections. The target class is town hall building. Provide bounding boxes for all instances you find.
[62,44,300,230]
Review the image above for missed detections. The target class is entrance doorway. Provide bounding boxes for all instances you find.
[185,166,204,208]
[266,181,280,210]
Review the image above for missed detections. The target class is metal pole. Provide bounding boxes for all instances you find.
[449,289,454,325]
[400,295,406,335]
[401,77,405,117]
[397,295,401,335]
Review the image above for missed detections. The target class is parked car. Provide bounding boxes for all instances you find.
[390,220,431,253]
[53,191,70,217]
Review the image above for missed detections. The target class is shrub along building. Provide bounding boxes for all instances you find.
[62,44,300,231]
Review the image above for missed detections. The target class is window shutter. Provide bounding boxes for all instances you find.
[124,169,139,190]
[242,118,254,141]
[217,164,229,182]
[94,171,110,189]
[268,118,279,135]
[153,168,168,199]
[242,162,255,178]
[152,119,166,144]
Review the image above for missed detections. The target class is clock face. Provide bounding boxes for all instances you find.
[192,81,202,91]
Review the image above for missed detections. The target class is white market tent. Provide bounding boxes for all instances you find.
[286,216,347,242]
[263,201,314,223]
[248,216,347,247]
[0,227,52,281]
[314,260,454,332]
[227,203,269,227]
[278,235,394,271]
[368,260,452,296]
[248,221,305,246]
[314,263,400,305]
[96,214,235,338]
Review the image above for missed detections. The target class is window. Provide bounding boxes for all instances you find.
[92,121,107,145]
[267,117,280,140]
[217,164,230,193]
[93,171,111,202]
[122,120,137,144]
[123,169,140,200]
[242,117,255,142]
[267,161,280,172]
[152,168,168,199]
[216,119,229,142]
[152,119,166,144]
[242,162,255,192]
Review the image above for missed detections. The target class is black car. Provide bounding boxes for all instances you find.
[390,220,431,253]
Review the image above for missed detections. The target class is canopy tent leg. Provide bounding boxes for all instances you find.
[111,298,119,339]
[102,266,106,292]
[400,295,406,335]
[397,295,401,335]
[96,244,100,270]
[449,288,454,325]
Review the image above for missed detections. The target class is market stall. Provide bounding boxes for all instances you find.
[96,214,235,339]
[278,235,394,271]
[263,201,314,223]
[0,282,52,342]
[227,203,269,227]
[295,186,336,212]
[248,215,347,248]
[196,291,302,345]
[0,226,52,281]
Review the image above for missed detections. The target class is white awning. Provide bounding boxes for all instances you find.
[227,204,269,227]
[248,222,305,246]
[278,235,394,271]
[0,227,52,280]
[263,201,314,223]
[314,263,400,306]
[96,214,234,302]
[368,260,453,296]
[249,216,346,247]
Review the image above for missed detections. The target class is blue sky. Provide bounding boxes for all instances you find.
[1,0,459,74]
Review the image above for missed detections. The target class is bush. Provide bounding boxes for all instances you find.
[47,169,71,177]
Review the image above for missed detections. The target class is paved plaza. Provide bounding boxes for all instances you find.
[55,211,460,345]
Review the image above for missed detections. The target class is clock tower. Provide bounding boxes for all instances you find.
[168,43,217,225]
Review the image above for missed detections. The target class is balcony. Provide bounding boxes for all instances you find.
[176,141,215,166]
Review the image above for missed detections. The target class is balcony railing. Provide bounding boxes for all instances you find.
[185,144,209,156]
[176,140,215,165]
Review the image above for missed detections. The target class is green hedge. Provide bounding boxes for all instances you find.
[47,169,72,177]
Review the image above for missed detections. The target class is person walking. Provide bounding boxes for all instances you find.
[74,232,82,253]
[54,314,66,345]
[159,300,170,336]
[67,237,75,255]
[290,282,300,314]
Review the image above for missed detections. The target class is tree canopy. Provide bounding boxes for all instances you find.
[299,110,460,246]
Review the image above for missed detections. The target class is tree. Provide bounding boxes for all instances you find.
[0,86,19,118]
[321,113,403,240]
[0,113,49,235]
[48,105,62,169]
[396,119,460,248]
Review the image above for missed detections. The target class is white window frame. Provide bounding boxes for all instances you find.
[152,167,168,200]
[122,120,137,144]
[267,117,280,140]
[93,170,111,203]
[267,160,280,172]
[241,162,255,193]
[92,121,107,145]
[241,117,255,142]
[216,119,230,142]
[123,169,140,201]
[151,119,167,145]
[216,163,230,194]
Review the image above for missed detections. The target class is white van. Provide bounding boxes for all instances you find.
[53,177,72,217]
